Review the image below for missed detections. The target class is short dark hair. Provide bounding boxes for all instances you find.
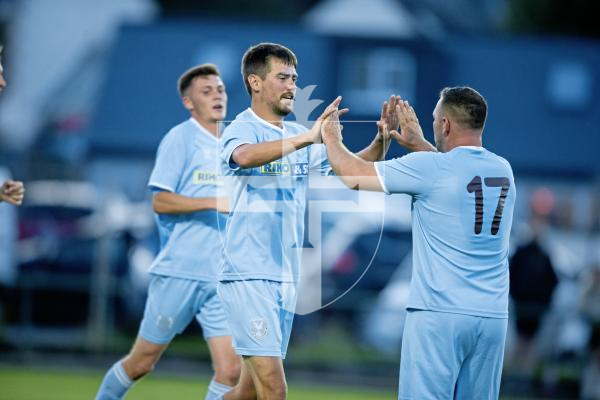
[177,63,220,97]
[439,86,488,130]
[241,42,297,97]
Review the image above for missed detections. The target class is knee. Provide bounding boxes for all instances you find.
[215,363,241,387]
[263,380,287,400]
[237,389,257,400]
[123,356,157,380]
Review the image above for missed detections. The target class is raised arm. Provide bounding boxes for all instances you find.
[321,111,384,192]
[232,132,316,169]
[322,98,437,194]
[232,97,343,169]
[153,191,229,214]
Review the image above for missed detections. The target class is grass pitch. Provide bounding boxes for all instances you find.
[0,366,392,400]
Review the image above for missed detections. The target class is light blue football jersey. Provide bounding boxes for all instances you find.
[219,108,331,283]
[148,118,227,281]
[375,146,516,318]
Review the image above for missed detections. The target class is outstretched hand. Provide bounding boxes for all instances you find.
[308,96,348,143]
[321,110,350,146]
[389,99,433,152]
[318,97,349,145]
[376,95,401,143]
[0,180,25,206]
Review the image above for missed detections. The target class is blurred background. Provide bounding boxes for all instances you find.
[1,0,600,398]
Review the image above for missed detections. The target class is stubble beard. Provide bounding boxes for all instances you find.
[271,99,292,117]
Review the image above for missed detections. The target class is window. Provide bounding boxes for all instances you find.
[339,47,417,115]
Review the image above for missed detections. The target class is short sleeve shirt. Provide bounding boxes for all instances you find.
[375,147,516,318]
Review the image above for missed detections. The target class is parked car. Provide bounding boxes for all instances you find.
[2,180,156,348]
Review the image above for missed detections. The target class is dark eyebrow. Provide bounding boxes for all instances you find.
[277,72,298,79]
[200,84,225,90]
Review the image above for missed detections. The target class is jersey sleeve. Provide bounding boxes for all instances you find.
[374,151,437,196]
[220,121,258,172]
[309,143,334,176]
[148,130,187,192]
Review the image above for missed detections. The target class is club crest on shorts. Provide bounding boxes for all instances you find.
[250,318,268,341]
[155,315,174,332]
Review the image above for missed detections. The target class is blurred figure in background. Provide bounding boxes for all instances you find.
[579,263,600,399]
[95,64,240,400]
[509,188,558,373]
[0,45,25,333]
[0,167,20,333]
[0,46,25,206]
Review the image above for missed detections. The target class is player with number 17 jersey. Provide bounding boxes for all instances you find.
[375,146,516,318]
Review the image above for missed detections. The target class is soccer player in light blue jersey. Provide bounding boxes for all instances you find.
[96,64,240,400]
[321,87,516,400]
[219,43,396,400]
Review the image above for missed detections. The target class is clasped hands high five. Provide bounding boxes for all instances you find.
[316,95,430,152]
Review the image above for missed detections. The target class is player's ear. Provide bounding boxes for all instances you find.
[182,96,194,111]
[248,74,261,94]
[442,117,451,136]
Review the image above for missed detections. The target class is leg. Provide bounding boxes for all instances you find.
[225,356,285,400]
[122,336,168,380]
[454,317,507,400]
[218,281,294,400]
[224,358,257,400]
[96,275,197,399]
[95,337,167,400]
[512,315,538,373]
[207,335,241,386]
[198,284,242,399]
[205,335,242,399]
[399,310,475,400]
[245,356,286,400]
[126,275,197,378]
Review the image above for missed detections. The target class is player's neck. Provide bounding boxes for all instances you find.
[251,100,284,129]
[192,116,220,137]
[446,131,482,151]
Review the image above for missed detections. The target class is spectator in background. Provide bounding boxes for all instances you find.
[0,46,25,206]
[579,263,600,399]
[0,45,24,353]
[0,167,19,318]
[509,188,558,372]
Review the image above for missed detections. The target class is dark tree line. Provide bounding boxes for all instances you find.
[506,0,600,38]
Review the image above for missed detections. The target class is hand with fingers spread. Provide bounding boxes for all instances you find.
[376,119,389,145]
[0,179,25,206]
[321,109,344,146]
[308,96,347,144]
[390,100,437,152]
[376,95,401,143]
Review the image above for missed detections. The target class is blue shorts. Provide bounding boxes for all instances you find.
[399,309,507,400]
[139,274,230,344]
[218,280,296,359]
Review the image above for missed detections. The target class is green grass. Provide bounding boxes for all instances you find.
[0,367,393,400]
